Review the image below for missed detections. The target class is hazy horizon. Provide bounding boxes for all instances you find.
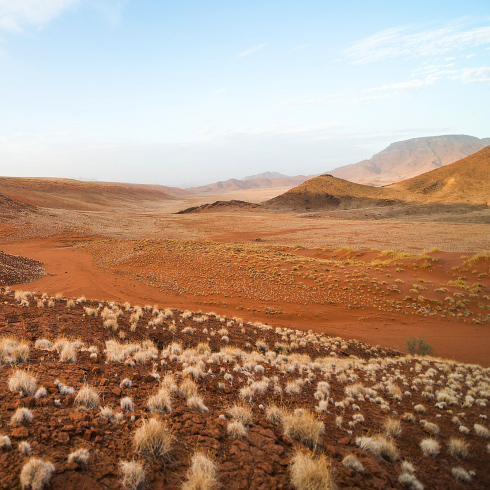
[0,1,489,187]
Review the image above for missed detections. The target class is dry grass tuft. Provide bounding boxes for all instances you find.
[67,448,89,465]
[451,467,471,483]
[266,405,284,424]
[383,418,402,438]
[447,437,469,459]
[180,378,198,399]
[20,458,55,490]
[119,460,146,490]
[420,438,439,457]
[8,370,37,396]
[147,388,172,414]
[182,451,218,490]
[187,395,208,412]
[283,410,325,449]
[11,408,33,425]
[356,435,399,462]
[133,418,174,459]
[74,384,100,410]
[0,435,11,449]
[18,441,31,456]
[474,424,490,439]
[227,421,248,439]
[289,451,336,490]
[121,397,134,412]
[342,454,363,473]
[227,404,253,426]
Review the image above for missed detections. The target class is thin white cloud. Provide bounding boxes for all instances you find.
[0,0,80,32]
[453,66,490,83]
[213,88,226,95]
[238,43,267,57]
[346,19,490,64]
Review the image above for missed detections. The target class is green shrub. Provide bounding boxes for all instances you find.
[405,336,432,356]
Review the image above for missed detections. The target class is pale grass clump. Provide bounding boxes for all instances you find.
[420,438,440,457]
[66,299,75,309]
[8,370,37,396]
[239,386,253,403]
[20,458,55,490]
[0,337,30,365]
[34,339,52,350]
[414,404,426,413]
[356,435,399,462]
[187,396,208,413]
[285,380,303,395]
[119,460,146,490]
[422,421,439,437]
[342,454,364,473]
[180,378,198,399]
[84,307,98,317]
[18,441,31,456]
[120,378,132,389]
[182,365,206,380]
[59,344,77,363]
[67,448,90,465]
[383,418,402,438]
[74,385,100,410]
[447,437,469,459]
[182,452,218,490]
[0,435,11,449]
[266,405,284,424]
[162,374,179,394]
[147,388,172,414]
[398,472,424,490]
[121,397,134,412]
[451,467,471,483]
[403,412,416,422]
[227,421,248,439]
[283,410,325,449]
[11,408,33,425]
[289,451,336,490]
[134,418,174,459]
[474,424,490,439]
[227,404,253,426]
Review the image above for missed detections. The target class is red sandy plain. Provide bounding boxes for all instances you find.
[3,233,489,366]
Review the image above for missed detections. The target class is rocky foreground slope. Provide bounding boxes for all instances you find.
[0,288,489,489]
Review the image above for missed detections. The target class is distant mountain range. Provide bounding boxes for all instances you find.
[329,135,490,186]
[189,134,489,193]
[187,172,313,194]
[266,145,490,211]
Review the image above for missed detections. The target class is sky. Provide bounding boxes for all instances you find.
[0,0,489,187]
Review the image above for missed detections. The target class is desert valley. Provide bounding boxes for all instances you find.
[0,134,489,489]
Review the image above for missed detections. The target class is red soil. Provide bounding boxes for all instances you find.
[4,238,489,367]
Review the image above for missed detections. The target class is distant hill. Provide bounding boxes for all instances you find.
[329,135,490,186]
[188,173,314,194]
[266,145,490,211]
[242,171,291,181]
[0,177,189,211]
[390,144,490,205]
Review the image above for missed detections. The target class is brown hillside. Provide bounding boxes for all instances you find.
[330,134,490,185]
[388,144,490,205]
[265,175,397,211]
[0,177,188,210]
[266,146,490,211]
